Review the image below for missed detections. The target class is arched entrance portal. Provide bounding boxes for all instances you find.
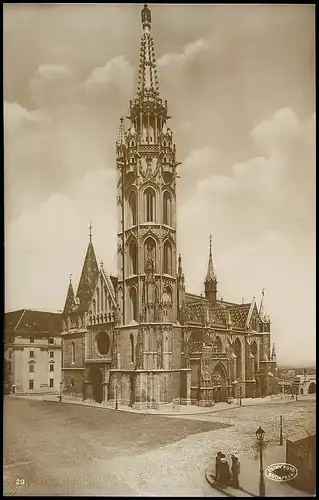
[212,363,228,403]
[89,368,103,403]
[308,382,316,394]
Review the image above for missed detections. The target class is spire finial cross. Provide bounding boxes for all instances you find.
[69,273,72,284]
[89,221,92,242]
[209,234,212,253]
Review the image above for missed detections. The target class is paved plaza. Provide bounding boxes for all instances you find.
[4,396,315,496]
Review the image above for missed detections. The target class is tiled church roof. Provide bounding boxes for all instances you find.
[5,309,62,337]
[184,293,252,329]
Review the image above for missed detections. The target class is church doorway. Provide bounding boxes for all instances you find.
[212,363,228,403]
[89,367,103,403]
[308,382,316,394]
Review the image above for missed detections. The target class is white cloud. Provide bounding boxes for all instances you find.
[85,55,134,94]
[4,101,45,137]
[158,39,210,68]
[5,168,117,312]
[177,107,315,366]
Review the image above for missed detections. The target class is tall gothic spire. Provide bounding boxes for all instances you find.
[205,235,217,282]
[137,4,160,100]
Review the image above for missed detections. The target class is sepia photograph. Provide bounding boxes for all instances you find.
[4,3,315,497]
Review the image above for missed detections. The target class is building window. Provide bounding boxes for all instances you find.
[130,333,134,364]
[129,287,138,322]
[29,380,34,390]
[49,351,54,358]
[144,237,156,273]
[96,287,100,313]
[49,379,54,388]
[29,351,34,358]
[49,364,54,372]
[128,190,137,226]
[9,350,12,359]
[29,364,34,372]
[129,240,138,275]
[30,337,34,344]
[163,240,172,275]
[145,187,156,222]
[49,337,54,344]
[71,342,75,364]
[163,191,172,226]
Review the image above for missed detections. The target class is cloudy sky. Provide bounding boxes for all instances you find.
[4,4,315,366]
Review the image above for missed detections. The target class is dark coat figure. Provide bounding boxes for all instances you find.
[215,451,223,482]
[218,455,231,487]
[231,455,241,489]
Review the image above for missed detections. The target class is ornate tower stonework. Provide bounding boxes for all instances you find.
[113,4,189,409]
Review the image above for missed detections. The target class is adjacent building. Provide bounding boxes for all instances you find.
[61,4,278,408]
[4,309,62,395]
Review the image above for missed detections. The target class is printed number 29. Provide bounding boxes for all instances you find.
[16,478,25,486]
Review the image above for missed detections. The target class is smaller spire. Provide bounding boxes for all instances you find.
[89,221,92,242]
[178,253,182,275]
[271,343,276,360]
[259,288,265,319]
[117,117,125,146]
[100,260,104,270]
[205,234,217,282]
[69,273,72,284]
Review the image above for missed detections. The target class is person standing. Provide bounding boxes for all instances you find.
[231,455,241,489]
[215,451,223,482]
[218,454,231,488]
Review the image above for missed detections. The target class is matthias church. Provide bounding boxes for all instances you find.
[61,4,278,408]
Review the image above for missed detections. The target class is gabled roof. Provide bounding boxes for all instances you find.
[5,309,62,337]
[76,241,99,311]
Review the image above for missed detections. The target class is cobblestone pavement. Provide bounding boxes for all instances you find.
[3,397,228,496]
[4,397,315,496]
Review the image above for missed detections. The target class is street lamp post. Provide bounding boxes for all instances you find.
[279,415,283,446]
[115,383,118,410]
[256,426,266,497]
[239,385,242,406]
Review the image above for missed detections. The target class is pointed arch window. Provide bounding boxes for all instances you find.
[144,237,156,273]
[129,240,138,275]
[144,187,156,222]
[128,190,137,227]
[92,299,96,316]
[129,287,138,322]
[163,191,172,226]
[130,333,134,364]
[104,286,108,312]
[163,240,172,275]
[71,342,75,364]
[214,336,222,353]
[96,287,100,313]
[234,338,242,380]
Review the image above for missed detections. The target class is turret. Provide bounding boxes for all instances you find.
[204,235,217,305]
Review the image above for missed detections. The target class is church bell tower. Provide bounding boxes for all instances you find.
[116,3,178,327]
[112,4,188,409]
